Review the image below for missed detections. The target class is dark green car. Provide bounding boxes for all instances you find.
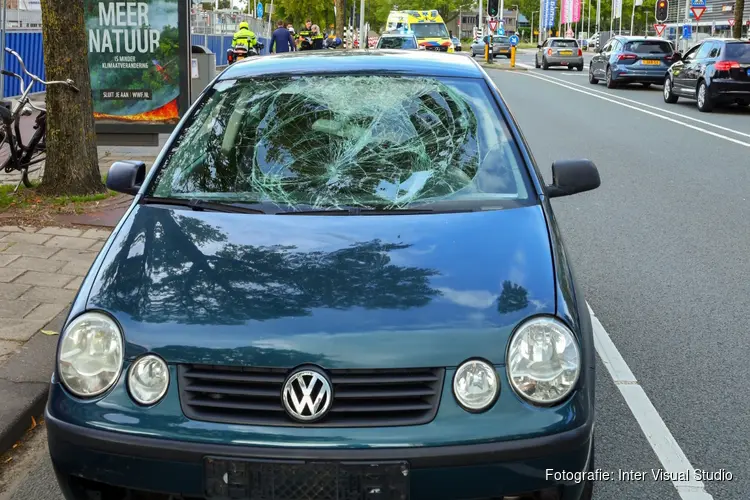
[47,50,599,500]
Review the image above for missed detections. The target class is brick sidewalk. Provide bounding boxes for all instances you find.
[0,225,111,364]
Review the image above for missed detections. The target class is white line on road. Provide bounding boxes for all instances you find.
[589,303,714,500]
[506,68,750,148]
[516,64,750,140]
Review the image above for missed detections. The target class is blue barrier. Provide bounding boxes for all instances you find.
[0,31,272,98]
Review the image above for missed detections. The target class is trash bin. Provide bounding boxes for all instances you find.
[191,45,217,104]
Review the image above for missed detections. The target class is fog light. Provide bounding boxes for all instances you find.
[453,359,499,412]
[128,354,169,405]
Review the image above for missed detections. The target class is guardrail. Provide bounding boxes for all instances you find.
[0,31,271,98]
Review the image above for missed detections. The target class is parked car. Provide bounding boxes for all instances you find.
[470,35,511,58]
[376,32,420,50]
[589,36,678,88]
[451,36,462,51]
[663,38,750,111]
[536,37,585,70]
[47,50,599,500]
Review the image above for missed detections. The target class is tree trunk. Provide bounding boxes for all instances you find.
[733,0,744,38]
[336,0,345,38]
[39,0,104,196]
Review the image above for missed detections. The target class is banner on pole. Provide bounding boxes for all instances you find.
[571,0,581,23]
[613,0,623,19]
[561,0,571,24]
[543,0,557,28]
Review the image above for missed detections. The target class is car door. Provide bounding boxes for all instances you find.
[683,42,713,93]
[592,40,611,76]
[537,39,548,63]
[671,43,701,93]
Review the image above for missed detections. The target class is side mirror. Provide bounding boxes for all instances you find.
[546,159,600,198]
[536,44,542,49]
[106,160,146,196]
[673,52,682,61]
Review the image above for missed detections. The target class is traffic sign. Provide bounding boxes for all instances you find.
[257,1,263,17]
[489,19,498,32]
[654,23,666,36]
[690,6,705,20]
[729,18,736,26]
[509,34,520,46]
[498,25,505,35]
[566,28,574,37]
[690,0,706,6]
[682,24,691,39]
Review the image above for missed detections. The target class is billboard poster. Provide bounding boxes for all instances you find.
[84,0,187,127]
[543,0,557,28]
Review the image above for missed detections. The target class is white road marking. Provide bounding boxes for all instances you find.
[516,64,750,140]
[504,67,750,148]
[589,303,714,500]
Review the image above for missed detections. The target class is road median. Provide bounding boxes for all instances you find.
[476,61,528,71]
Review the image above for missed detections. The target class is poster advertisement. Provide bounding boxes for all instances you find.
[85,0,182,125]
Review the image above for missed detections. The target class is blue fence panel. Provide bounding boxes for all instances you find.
[3,31,45,98]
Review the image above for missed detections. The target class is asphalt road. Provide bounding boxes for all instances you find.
[1,49,748,500]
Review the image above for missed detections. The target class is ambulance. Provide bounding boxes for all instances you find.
[385,10,455,53]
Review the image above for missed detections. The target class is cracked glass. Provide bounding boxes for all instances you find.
[149,75,530,210]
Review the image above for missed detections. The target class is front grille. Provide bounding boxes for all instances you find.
[178,364,445,427]
[425,45,448,52]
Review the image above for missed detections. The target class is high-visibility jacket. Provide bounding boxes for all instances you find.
[232,27,257,48]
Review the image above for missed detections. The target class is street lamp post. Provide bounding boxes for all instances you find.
[512,4,519,33]
[531,10,539,41]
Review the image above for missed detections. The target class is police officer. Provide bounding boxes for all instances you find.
[297,19,314,50]
[232,21,257,50]
[311,24,325,50]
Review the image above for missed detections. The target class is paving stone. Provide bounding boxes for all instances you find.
[0,254,20,267]
[6,256,65,273]
[24,303,68,323]
[0,340,21,360]
[0,319,48,341]
[43,235,95,250]
[0,231,7,241]
[0,226,21,232]
[88,240,106,252]
[0,231,52,245]
[0,267,24,283]
[0,300,39,319]
[0,283,31,300]
[14,271,79,288]
[17,286,76,304]
[81,228,112,240]
[38,227,84,237]
[58,259,93,277]
[49,248,99,262]
[64,276,84,290]
[0,243,59,259]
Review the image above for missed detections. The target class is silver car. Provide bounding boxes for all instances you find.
[470,35,512,59]
[535,37,584,70]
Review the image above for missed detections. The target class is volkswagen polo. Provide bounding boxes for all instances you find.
[47,50,600,500]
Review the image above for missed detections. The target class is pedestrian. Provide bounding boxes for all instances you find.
[270,19,296,53]
[311,24,325,50]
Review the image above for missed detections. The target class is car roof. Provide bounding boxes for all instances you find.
[380,33,416,37]
[219,50,485,80]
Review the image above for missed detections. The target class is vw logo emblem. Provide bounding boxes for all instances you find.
[281,368,333,422]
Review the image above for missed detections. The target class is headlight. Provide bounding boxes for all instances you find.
[507,317,581,405]
[453,359,499,412]
[58,312,123,397]
[128,354,169,405]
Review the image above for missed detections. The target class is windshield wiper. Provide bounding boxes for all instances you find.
[279,206,476,215]
[140,196,267,214]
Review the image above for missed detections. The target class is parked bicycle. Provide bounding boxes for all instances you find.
[0,47,79,189]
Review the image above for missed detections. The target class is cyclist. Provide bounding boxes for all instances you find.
[232,21,257,50]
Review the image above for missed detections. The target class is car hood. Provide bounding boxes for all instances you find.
[87,204,556,369]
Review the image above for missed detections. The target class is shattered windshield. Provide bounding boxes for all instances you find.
[148,75,530,210]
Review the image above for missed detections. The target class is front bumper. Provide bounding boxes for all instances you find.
[48,407,593,500]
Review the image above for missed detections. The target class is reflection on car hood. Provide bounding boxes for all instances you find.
[87,205,556,368]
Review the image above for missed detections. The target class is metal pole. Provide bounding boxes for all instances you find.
[500,0,505,32]
[630,1,635,34]
[683,0,690,52]
[596,0,600,39]
[538,0,543,44]
[0,0,7,99]
[588,0,591,37]
[479,0,483,40]
[645,11,648,35]
[531,11,535,41]
[359,0,365,48]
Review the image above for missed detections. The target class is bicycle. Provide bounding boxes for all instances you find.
[0,47,79,190]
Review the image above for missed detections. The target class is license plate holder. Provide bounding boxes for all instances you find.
[204,457,410,500]
[642,60,659,65]
[560,50,573,55]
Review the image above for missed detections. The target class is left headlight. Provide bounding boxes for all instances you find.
[453,359,499,412]
[58,312,124,398]
[507,317,581,405]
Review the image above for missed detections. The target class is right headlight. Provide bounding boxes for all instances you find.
[507,317,581,405]
[58,312,124,398]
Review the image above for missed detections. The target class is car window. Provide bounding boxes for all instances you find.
[494,36,509,43]
[725,42,750,62]
[148,76,533,211]
[682,44,701,61]
[412,23,449,39]
[378,36,417,49]
[707,42,721,58]
[600,41,612,52]
[623,40,672,54]
[551,39,578,47]
[696,43,713,59]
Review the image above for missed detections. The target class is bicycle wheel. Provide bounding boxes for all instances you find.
[20,146,45,188]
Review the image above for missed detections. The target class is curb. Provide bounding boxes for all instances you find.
[0,308,68,454]
[478,63,528,71]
